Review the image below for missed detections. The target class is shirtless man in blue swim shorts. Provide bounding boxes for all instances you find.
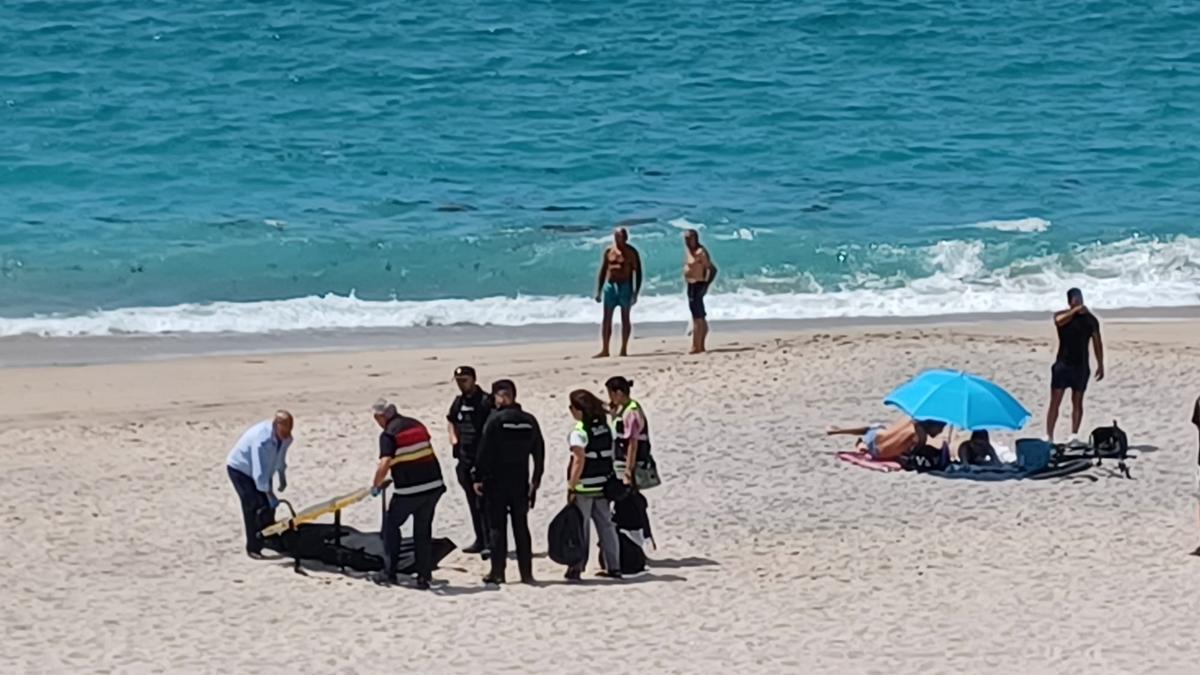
[594,227,643,358]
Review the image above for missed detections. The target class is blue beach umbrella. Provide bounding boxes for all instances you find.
[883,369,1031,431]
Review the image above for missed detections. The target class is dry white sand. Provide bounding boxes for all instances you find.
[2,318,1198,674]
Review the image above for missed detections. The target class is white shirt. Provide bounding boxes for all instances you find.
[226,420,291,494]
[568,429,589,449]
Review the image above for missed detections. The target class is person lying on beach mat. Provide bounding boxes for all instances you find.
[827,418,946,460]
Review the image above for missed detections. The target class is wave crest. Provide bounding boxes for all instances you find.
[2,235,1197,337]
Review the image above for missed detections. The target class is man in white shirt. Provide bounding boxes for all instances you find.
[226,410,294,558]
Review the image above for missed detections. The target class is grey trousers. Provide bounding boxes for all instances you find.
[571,494,620,573]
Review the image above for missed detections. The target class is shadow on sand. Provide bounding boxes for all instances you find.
[647,556,720,569]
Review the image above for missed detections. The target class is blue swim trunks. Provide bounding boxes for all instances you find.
[603,281,635,310]
[862,424,886,458]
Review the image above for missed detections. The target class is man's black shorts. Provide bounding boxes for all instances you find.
[687,281,709,320]
[1050,360,1090,392]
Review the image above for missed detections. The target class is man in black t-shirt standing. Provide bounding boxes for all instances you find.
[1046,287,1105,445]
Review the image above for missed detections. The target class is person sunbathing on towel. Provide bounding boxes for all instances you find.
[827,419,946,460]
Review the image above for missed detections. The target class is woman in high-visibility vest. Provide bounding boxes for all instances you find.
[565,389,622,580]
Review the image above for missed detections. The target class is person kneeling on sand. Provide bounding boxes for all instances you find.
[827,418,946,461]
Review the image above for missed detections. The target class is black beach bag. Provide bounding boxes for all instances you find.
[1089,422,1129,459]
[547,503,586,567]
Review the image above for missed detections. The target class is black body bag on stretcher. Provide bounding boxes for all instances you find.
[275,523,455,574]
[264,482,455,574]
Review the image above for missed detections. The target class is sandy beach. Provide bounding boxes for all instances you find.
[2,317,1198,674]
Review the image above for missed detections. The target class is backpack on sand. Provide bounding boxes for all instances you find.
[547,504,587,567]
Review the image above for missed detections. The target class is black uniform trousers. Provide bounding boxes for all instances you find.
[382,488,444,579]
[484,477,533,579]
[455,459,487,547]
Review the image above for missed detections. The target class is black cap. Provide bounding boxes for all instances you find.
[490,379,516,397]
[454,366,476,379]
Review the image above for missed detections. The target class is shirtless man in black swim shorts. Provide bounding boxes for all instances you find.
[682,228,716,354]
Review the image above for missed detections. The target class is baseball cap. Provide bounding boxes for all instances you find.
[454,366,476,379]
[490,379,516,397]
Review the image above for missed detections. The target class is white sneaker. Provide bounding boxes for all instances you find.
[1067,434,1087,448]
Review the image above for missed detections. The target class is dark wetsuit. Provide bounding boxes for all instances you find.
[473,403,545,581]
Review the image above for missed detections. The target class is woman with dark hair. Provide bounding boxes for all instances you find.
[604,376,653,487]
[565,389,621,580]
[603,376,657,576]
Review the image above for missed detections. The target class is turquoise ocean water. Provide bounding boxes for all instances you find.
[3,1,1200,335]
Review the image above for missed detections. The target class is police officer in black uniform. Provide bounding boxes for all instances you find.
[472,379,545,585]
[446,366,492,554]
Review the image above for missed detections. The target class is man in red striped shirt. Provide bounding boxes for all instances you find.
[371,398,446,589]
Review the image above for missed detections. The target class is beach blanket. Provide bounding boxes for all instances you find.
[929,458,1093,481]
[836,451,905,473]
[929,463,1025,481]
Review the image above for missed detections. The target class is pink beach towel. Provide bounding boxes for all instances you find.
[836,451,904,473]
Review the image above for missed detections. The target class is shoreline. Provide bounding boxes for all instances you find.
[2,304,1198,368]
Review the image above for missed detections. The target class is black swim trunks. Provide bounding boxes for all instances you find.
[686,282,709,319]
[1050,360,1090,392]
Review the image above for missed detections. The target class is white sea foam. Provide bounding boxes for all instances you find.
[969,217,1051,233]
[2,236,1197,337]
[713,227,756,241]
[667,217,705,230]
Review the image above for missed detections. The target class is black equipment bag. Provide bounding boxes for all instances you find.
[1089,421,1129,460]
[547,503,587,567]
